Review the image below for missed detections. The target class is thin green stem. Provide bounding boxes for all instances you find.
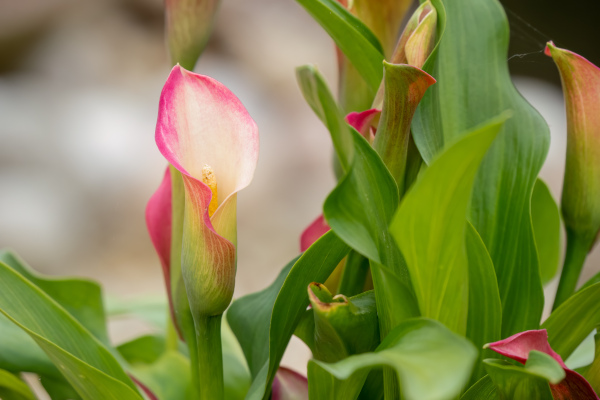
[553,228,593,310]
[194,314,224,400]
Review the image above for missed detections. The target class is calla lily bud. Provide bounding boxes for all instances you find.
[165,0,221,69]
[307,283,379,362]
[155,65,259,319]
[390,0,437,69]
[545,42,600,246]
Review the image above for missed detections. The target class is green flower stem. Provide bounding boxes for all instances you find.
[194,314,225,400]
[182,322,202,399]
[553,228,593,310]
[165,317,179,352]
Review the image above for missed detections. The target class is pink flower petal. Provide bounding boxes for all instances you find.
[271,367,308,400]
[346,108,381,140]
[145,167,180,337]
[486,329,566,367]
[551,369,599,400]
[300,214,331,252]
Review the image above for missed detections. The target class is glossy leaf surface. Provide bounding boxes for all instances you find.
[308,318,477,400]
[531,179,562,284]
[0,262,142,400]
[391,116,504,334]
[294,0,384,93]
[412,0,550,337]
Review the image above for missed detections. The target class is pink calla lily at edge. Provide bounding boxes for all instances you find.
[486,329,599,399]
[149,65,258,320]
[271,367,308,400]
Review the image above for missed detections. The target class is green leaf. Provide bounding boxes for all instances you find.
[118,335,166,365]
[308,318,477,400]
[483,350,566,400]
[0,261,142,400]
[129,352,191,400]
[412,0,550,337]
[296,65,355,171]
[227,231,350,400]
[391,116,505,334]
[40,375,82,400]
[105,296,168,330]
[0,250,109,345]
[222,317,252,400]
[531,179,562,284]
[294,0,384,93]
[542,282,600,359]
[583,332,600,394]
[461,376,498,400]
[0,369,36,400]
[465,222,502,382]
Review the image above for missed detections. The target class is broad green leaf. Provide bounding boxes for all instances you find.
[483,350,566,400]
[583,332,600,394]
[0,250,109,344]
[296,65,354,171]
[294,0,384,93]
[105,296,168,330]
[465,222,502,382]
[40,375,82,400]
[129,352,191,400]
[461,376,498,400]
[412,0,550,337]
[391,116,505,334]
[531,179,561,284]
[118,335,166,365]
[227,231,350,400]
[0,369,35,400]
[542,282,600,359]
[222,317,252,400]
[565,331,595,370]
[0,262,142,400]
[308,318,477,400]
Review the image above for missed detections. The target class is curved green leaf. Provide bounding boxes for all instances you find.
[227,231,350,400]
[0,262,142,400]
[412,0,550,337]
[129,352,191,400]
[0,369,35,400]
[542,282,600,359]
[0,250,109,344]
[308,318,477,400]
[460,376,498,400]
[583,332,600,394]
[296,65,354,171]
[465,223,502,382]
[294,0,384,93]
[391,116,505,334]
[531,179,561,284]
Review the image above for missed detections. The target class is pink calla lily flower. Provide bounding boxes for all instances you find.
[150,65,258,320]
[485,329,599,399]
[271,367,309,400]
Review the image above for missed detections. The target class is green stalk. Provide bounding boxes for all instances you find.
[553,228,593,310]
[194,315,224,400]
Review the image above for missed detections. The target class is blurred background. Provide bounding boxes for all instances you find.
[0,0,599,377]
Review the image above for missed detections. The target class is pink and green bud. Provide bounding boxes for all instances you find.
[155,65,258,319]
[545,42,600,246]
[390,0,437,69]
[165,0,221,69]
[485,329,599,399]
